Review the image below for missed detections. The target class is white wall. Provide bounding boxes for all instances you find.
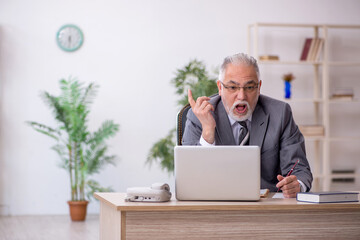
[0,0,359,215]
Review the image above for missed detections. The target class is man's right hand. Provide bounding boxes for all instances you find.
[188,89,216,144]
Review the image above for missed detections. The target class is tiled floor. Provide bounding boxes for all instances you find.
[0,214,99,240]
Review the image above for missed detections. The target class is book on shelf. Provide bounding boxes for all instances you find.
[259,55,279,61]
[306,38,317,61]
[297,191,359,203]
[332,169,355,183]
[313,39,324,61]
[298,125,324,136]
[331,88,354,100]
[331,94,354,101]
[300,38,324,62]
[300,38,312,61]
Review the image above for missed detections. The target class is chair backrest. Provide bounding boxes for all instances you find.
[176,103,191,145]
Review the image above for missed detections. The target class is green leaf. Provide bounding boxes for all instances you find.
[86,179,113,201]
[147,128,176,172]
[26,121,61,140]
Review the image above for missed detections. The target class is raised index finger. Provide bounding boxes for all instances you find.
[188,89,196,108]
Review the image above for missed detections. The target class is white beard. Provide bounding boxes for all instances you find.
[228,100,252,121]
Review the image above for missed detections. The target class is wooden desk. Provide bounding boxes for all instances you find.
[94,192,360,240]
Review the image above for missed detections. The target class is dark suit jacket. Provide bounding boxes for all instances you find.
[182,94,313,191]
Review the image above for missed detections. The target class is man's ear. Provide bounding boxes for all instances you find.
[258,80,262,93]
[217,80,222,96]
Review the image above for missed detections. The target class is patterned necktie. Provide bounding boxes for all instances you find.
[238,121,249,145]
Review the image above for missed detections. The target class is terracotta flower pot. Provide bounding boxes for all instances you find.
[67,201,89,221]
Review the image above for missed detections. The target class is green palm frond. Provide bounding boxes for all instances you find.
[172,60,218,106]
[86,179,113,201]
[147,128,176,172]
[52,144,69,169]
[81,82,99,107]
[86,145,107,174]
[26,121,61,140]
[41,92,69,131]
[86,143,117,175]
[88,120,119,145]
[60,78,82,108]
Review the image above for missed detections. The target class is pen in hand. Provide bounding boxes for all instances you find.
[277,159,300,193]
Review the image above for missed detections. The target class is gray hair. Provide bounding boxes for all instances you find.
[218,53,260,81]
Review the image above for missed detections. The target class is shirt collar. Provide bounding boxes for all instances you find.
[227,114,252,126]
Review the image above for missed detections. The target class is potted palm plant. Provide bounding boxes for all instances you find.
[27,78,119,221]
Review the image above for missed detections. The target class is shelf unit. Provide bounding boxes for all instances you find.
[248,23,360,191]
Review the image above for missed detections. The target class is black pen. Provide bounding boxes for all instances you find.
[277,159,300,192]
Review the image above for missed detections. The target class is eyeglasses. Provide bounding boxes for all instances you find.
[220,82,259,93]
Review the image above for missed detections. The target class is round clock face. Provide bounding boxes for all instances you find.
[56,24,84,52]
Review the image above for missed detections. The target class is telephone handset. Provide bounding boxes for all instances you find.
[125,183,172,202]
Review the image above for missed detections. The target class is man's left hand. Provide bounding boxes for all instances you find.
[276,175,301,198]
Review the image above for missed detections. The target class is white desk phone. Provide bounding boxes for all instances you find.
[125,183,172,202]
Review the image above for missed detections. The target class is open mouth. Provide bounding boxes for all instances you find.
[235,104,247,114]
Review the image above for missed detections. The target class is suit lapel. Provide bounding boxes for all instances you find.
[250,101,269,149]
[214,101,236,145]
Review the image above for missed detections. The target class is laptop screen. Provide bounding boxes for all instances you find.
[174,146,260,201]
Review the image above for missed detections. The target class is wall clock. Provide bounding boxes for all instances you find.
[56,24,84,52]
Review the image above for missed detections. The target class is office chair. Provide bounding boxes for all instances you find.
[176,103,191,145]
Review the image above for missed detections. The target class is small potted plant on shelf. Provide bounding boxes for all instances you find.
[27,78,119,221]
[282,73,295,99]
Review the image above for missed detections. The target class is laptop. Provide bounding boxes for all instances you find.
[174,146,260,201]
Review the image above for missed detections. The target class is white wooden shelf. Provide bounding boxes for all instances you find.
[330,174,360,179]
[304,136,325,141]
[248,23,360,191]
[259,60,323,65]
[313,174,360,179]
[329,99,359,103]
[329,136,360,142]
[328,61,360,66]
[281,98,359,104]
[249,22,360,29]
[303,136,360,142]
[283,98,323,103]
[259,61,360,66]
